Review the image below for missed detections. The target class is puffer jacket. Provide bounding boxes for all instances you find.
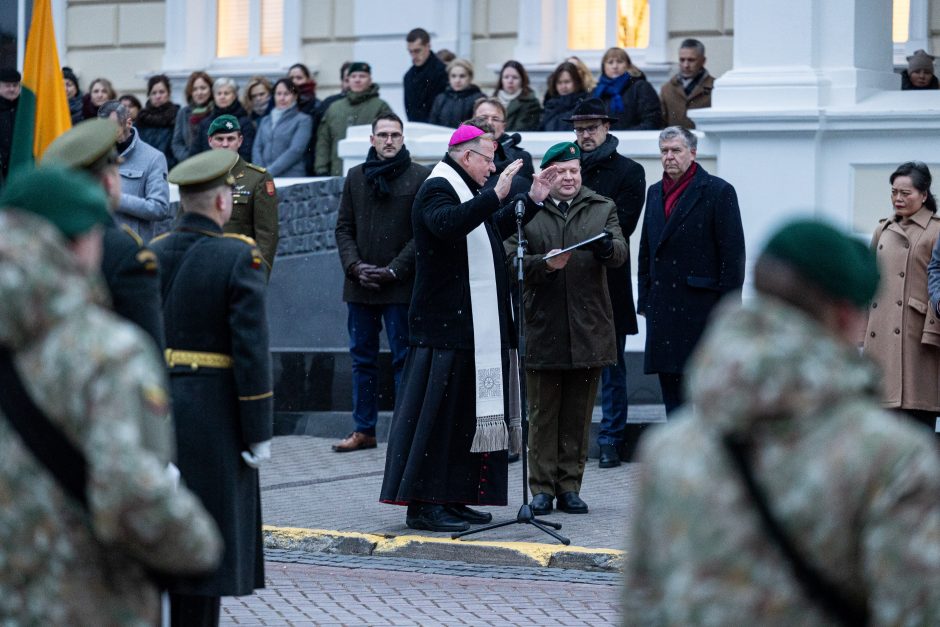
[539,91,587,132]
[428,85,484,129]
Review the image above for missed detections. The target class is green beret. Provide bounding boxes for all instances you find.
[762,219,879,307]
[169,149,239,193]
[540,142,581,168]
[207,114,241,137]
[348,62,371,75]
[41,118,121,172]
[0,165,110,238]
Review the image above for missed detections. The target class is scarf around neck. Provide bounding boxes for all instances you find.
[497,89,521,107]
[593,73,632,114]
[136,101,179,128]
[361,146,412,198]
[663,161,698,219]
[579,134,619,172]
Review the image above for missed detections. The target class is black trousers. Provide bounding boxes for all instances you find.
[658,372,685,415]
[170,593,221,627]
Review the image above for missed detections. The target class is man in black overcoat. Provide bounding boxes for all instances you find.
[637,126,745,413]
[403,28,449,123]
[41,118,166,351]
[567,98,646,468]
[151,149,273,627]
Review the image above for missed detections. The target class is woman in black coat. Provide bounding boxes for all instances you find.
[429,59,484,128]
[539,62,589,132]
[592,47,661,131]
[136,74,180,169]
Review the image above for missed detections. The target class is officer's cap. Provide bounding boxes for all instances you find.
[762,219,879,307]
[42,118,122,173]
[207,114,241,137]
[169,150,238,193]
[0,165,110,238]
[540,142,581,169]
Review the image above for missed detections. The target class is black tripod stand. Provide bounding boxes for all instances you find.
[453,200,570,545]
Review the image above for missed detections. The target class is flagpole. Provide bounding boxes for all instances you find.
[16,0,26,71]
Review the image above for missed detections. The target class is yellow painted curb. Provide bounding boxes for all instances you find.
[264,524,624,569]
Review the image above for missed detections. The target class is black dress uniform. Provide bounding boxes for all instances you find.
[150,211,272,604]
[101,220,166,350]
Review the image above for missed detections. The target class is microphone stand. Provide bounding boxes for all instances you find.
[454,198,570,545]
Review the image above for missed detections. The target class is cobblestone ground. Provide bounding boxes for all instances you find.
[221,551,623,626]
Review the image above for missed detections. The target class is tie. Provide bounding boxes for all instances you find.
[558,201,569,216]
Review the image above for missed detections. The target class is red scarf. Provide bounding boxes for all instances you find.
[662,162,697,220]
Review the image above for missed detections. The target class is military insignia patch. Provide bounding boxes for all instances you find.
[265,180,275,196]
[251,248,263,269]
[136,249,159,272]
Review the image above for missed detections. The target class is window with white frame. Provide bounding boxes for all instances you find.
[892,0,929,65]
[216,0,284,59]
[567,0,648,51]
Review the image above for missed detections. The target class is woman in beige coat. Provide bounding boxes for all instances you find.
[864,161,940,429]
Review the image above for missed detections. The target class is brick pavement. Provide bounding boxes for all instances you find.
[260,434,644,551]
[221,553,622,626]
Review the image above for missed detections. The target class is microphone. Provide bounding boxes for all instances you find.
[515,198,526,218]
[499,133,522,151]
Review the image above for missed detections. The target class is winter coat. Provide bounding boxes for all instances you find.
[115,127,171,243]
[538,91,588,132]
[0,210,221,624]
[251,105,312,177]
[637,164,746,374]
[404,54,449,122]
[136,102,181,169]
[428,85,484,129]
[579,135,646,336]
[865,207,940,411]
[625,295,940,625]
[171,103,213,164]
[315,85,392,176]
[0,95,16,182]
[504,92,542,131]
[595,74,662,131]
[408,154,543,350]
[150,212,272,597]
[504,186,626,369]
[193,100,255,161]
[659,70,715,129]
[335,158,429,304]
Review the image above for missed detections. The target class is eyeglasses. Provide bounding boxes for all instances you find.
[574,124,602,135]
[375,132,403,141]
[468,149,495,165]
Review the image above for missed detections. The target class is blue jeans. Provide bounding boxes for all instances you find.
[348,303,410,435]
[597,333,628,447]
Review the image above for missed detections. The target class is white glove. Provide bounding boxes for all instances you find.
[165,462,181,490]
[241,440,272,469]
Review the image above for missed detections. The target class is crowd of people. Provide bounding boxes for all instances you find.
[0,24,938,627]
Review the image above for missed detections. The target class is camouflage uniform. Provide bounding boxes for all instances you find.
[225,156,279,276]
[624,296,940,626]
[0,211,222,625]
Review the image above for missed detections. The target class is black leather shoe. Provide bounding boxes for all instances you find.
[598,444,621,468]
[406,504,470,532]
[530,492,553,515]
[557,491,589,514]
[444,504,493,524]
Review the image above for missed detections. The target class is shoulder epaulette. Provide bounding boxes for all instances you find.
[121,224,144,246]
[223,233,259,246]
[150,231,172,244]
[246,162,267,174]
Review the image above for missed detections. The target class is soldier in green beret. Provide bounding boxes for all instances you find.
[0,165,222,624]
[151,149,273,625]
[207,113,279,277]
[504,141,627,516]
[625,219,940,624]
[42,117,167,351]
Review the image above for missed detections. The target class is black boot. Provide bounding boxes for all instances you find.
[406,503,470,532]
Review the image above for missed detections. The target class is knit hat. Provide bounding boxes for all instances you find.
[0,68,21,83]
[347,62,372,75]
[62,66,80,90]
[540,142,581,168]
[907,50,936,73]
[0,165,110,238]
[761,219,879,307]
[207,114,241,136]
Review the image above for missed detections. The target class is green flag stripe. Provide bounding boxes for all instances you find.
[9,87,37,178]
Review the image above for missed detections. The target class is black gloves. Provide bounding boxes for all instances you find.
[589,230,614,260]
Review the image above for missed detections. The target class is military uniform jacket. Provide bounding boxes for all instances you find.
[150,212,273,597]
[225,156,280,276]
[102,220,166,350]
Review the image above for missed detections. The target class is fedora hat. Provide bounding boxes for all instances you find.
[562,97,618,123]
